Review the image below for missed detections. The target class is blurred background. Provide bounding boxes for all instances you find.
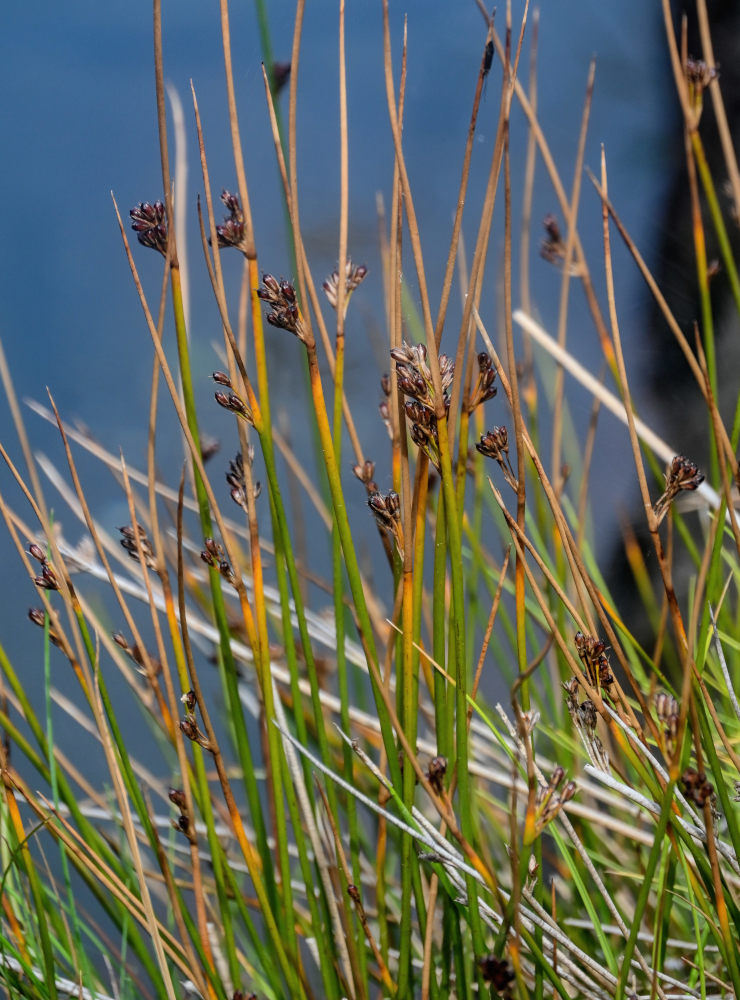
[2,0,732,775]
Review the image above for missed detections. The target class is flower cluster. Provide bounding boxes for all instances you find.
[113,632,162,679]
[28,607,62,648]
[686,57,719,121]
[573,630,614,692]
[226,449,260,511]
[179,689,211,752]
[257,274,306,343]
[533,767,576,835]
[130,200,168,256]
[390,341,454,471]
[653,455,704,524]
[213,190,249,254]
[478,955,515,998]
[119,523,157,570]
[201,537,237,587]
[367,489,404,556]
[322,259,368,317]
[467,352,497,412]
[681,767,715,810]
[563,675,608,772]
[169,786,193,840]
[654,691,679,757]
[212,371,254,425]
[426,755,447,795]
[29,542,59,591]
[476,425,518,491]
[540,213,565,266]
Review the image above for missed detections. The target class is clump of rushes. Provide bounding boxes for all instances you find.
[5,6,740,1000]
[213,189,249,254]
[652,454,705,524]
[476,425,518,490]
[129,200,167,255]
[391,341,454,470]
[256,274,306,342]
[322,259,368,316]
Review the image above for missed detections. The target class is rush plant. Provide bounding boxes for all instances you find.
[0,2,738,999]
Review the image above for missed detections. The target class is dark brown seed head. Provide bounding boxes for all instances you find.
[578,698,597,732]
[476,426,508,461]
[322,259,368,311]
[352,459,376,485]
[119,523,157,570]
[201,538,225,567]
[686,57,718,91]
[427,755,447,794]
[180,718,198,741]
[168,787,187,809]
[130,201,168,256]
[478,954,515,994]
[404,400,435,428]
[666,455,704,494]
[347,883,361,903]
[271,59,291,96]
[541,213,565,265]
